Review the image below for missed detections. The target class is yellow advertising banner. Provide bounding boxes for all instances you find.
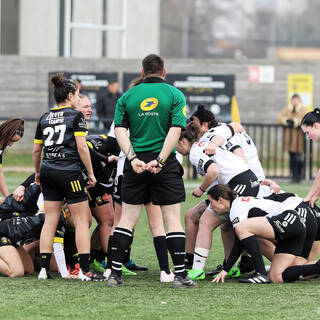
[287,74,313,111]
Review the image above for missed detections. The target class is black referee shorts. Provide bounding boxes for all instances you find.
[267,210,306,256]
[122,152,185,206]
[40,167,88,204]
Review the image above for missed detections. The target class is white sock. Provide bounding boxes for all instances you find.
[193,247,209,270]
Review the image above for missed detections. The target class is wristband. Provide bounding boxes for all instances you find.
[129,156,137,162]
[199,186,206,192]
[156,156,166,167]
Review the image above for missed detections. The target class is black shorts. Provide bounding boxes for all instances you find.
[40,167,88,204]
[113,175,123,205]
[87,183,113,208]
[267,210,306,256]
[295,203,318,259]
[228,170,259,197]
[0,221,11,246]
[122,152,185,205]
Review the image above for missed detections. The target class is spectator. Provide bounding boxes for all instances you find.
[96,80,121,129]
[278,94,308,183]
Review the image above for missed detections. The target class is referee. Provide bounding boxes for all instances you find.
[108,54,195,288]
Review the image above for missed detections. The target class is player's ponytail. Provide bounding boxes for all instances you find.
[50,72,77,104]
[207,184,238,201]
[301,107,320,127]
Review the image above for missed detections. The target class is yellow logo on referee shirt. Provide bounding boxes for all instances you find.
[182,105,187,117]
[140,98,158,111]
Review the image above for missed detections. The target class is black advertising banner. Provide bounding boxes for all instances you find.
[123,73,235,122]
[48,72,118,133]
[167,74,235,122]
[123,73,141,91]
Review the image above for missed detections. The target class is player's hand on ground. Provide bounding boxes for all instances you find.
[205,141,217,155]
[212,270,227,283]
[145,159,163,174]
[35,173,41,186]
[87,173,97,188]
[108,155,118,163]
[13,185,26,202]
[192,186,204,197]
[131,158,146,174]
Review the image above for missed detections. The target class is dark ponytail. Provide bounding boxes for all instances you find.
[207,184,237,201]
[301,107,320,127]
[50,73,77,104]
[180,118,202,144]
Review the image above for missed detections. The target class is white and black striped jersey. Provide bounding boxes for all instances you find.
[34,106,87,171]
[225,132,265,181]
[229,196,292,228]
[189,140,248,184]
[199,123,234,144]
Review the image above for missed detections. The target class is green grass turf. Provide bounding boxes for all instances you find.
[0,174,319,320]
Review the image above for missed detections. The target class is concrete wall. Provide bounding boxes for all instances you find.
[0,56,319,148]
[106,0,160,58]
[19,0,60,57]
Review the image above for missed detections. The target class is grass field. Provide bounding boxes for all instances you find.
[0,172,319,320]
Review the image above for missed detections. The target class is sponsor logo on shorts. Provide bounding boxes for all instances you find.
[140,98,158,111]
[96,196,102,204]
[250,180,260,188]
[273,220,285,233]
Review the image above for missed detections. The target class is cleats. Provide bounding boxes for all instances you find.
[89,259,105,274]
[122,265,137,276]
[160,270,175,283]
[78,269,106,281]
[107,273,124,287]
[123,259,148,271]
[68,263,80,279]
[188,268,205,280]
[173,275,197,288]
[206,264,223,277]
[38,268,52,280]
[238,272,270,284]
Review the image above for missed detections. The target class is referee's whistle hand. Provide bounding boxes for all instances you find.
[132,158,146,174]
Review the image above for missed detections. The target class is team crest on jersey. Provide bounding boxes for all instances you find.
[140,98,158,111]
[78,118,87,129]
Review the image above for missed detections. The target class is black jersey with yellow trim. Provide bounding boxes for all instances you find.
[0,183,41,220]
[34,106,87,171]
[3,213,66,247]
[85,134,120,185]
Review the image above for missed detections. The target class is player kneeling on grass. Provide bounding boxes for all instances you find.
[209,184,310,284]
[0,211,68,278]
